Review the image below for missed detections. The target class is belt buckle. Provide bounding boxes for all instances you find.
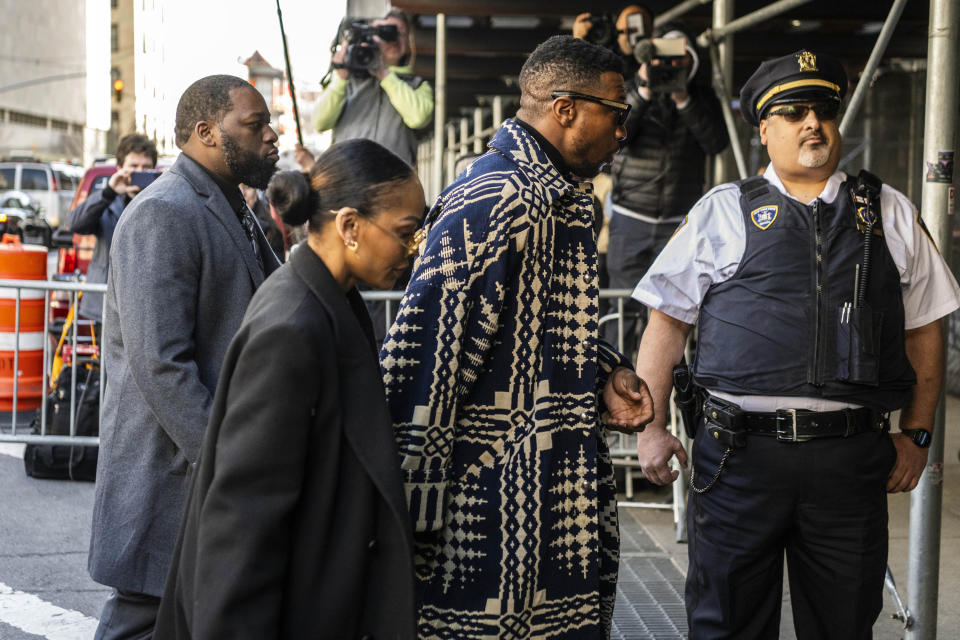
[776,408,799,442]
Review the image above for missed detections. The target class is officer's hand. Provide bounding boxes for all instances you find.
[602,367,654,432]
[636,425,688,485]
[887,432,929,493]
[108,168,138,196]
[572,13,592,39]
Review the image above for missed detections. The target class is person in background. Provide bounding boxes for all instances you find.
[66,133,158,329]
[577,6,728,359]
[239,182,284,260]
[154,139,424,640]
[312,8,432,167]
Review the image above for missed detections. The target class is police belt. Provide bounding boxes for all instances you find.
[704,396,889,444]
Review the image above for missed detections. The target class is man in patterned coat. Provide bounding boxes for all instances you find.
[380,35,654,639]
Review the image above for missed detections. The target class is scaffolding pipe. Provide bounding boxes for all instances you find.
[459,117,469,157]
[492,95,504,128]
[655,0,713,28]
[839,0,910,138]
[697,0,813,48]
[906,0,959,637]
[431,13,446,201]
[445,123,456,185]
[712,0,735,185]
[709,42,749,179]
[473,108,484,154]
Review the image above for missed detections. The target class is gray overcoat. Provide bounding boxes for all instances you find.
[88,153,280,596]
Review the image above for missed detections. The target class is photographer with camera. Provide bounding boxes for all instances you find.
[576,6,728,360]
[66,133,158,329]
[313,9,432,167]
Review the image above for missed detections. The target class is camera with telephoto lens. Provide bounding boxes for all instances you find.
[582,13,617,48]
[332,19,400,76]
[633,37,690,93]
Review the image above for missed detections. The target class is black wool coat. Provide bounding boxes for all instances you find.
[153,244,416,640]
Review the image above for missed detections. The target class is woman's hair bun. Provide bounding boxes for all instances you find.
[267,170,315,226]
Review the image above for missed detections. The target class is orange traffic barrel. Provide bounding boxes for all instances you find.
[0,234,47,411]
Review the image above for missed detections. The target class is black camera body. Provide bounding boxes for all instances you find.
[582,13,617,49]
[633,37,690,93]
[333,19,400,77]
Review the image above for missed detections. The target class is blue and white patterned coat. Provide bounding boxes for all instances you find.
[380,119,632,639]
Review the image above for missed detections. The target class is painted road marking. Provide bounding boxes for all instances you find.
[0,443,25,459]
[0,582,98,639]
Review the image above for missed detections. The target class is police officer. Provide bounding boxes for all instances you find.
[631,50,960,639]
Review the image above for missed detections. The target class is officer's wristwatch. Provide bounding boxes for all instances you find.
[900,428,932,448]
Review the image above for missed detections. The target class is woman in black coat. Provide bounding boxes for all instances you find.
[154,139,425,640]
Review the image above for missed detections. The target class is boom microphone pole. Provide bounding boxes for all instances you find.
[275,0,304,147]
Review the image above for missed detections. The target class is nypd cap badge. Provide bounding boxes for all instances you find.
[751,205,778,230]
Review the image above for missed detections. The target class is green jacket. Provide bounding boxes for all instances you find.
[313,65,433,166]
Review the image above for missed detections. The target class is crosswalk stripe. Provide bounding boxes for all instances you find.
[0,444,26,459]
[0,582,98,640]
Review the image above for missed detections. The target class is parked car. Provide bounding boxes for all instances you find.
[0,160,82,227]
[0,191,54,246]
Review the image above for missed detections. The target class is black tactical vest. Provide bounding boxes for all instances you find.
[693,174,916,411]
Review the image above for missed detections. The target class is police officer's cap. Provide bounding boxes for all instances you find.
[739,50,847,127]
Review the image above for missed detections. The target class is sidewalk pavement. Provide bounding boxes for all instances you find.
[613,394,960,639]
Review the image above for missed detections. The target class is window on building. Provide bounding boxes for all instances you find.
[111,0,118,7]
[8,111,47,128]
[111,111,120,124]
[111,24,118,52]
[20,169,49,191]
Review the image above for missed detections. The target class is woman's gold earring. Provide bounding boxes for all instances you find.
[346,239,359,252]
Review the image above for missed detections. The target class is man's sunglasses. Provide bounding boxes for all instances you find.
[551,91,632,126]
[766,101,840,123]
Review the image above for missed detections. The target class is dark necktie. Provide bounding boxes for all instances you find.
[238,203,265,276]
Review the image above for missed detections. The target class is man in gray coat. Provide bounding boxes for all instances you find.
[88,75,281,639]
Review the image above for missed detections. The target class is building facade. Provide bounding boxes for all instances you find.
[0,0,110,164]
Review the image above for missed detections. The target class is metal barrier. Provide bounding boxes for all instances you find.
[0,278,105,447]
[1,282,646,448]
[1,278,680,525]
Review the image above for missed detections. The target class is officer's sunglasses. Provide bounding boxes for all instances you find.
[551,91,632,126]
[766,101,840,123]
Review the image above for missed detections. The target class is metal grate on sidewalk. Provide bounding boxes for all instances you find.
[612,509,688,639]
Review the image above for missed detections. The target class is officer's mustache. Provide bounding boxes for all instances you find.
[800,130,828,146]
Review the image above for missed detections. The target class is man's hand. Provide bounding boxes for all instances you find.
[332,41,349,80]
[572,13,592,39]
[887,432,929,493]
[294,144,315,172]
[602,366,654,432]
[108,168,140,197]
[639,61,690,105]
[636,425,688,485]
